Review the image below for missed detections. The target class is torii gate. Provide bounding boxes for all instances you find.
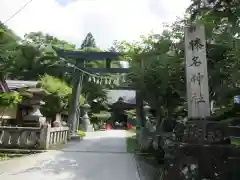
[56,50,144,136]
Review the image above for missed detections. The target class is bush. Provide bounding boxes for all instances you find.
[0,91,22,106]
[38,74,85,117]
[90,112,110,130]
[77,130,86,137]
[90,112,110,123]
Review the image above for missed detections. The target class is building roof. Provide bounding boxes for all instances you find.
[107,90,136,104]
[6,80,38,90]
[125,97,136,104]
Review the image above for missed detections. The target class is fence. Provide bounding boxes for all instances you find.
[0,125,69,150]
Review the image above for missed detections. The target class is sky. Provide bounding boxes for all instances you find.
[0,0,191,49]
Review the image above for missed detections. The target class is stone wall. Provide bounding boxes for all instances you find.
[0,125,69,150]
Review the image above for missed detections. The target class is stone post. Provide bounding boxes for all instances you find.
[184,24,210,144]
[39,124,51,150]
[184,24,210,118]
[53,113,62,127]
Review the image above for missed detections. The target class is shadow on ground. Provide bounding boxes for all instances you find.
[0,134,139,180]
[125,132,161,180]
[135,153,161,180]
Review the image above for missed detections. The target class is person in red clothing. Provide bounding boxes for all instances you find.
[127,123,132,129]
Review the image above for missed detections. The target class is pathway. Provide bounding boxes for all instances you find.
[0,130,140,180]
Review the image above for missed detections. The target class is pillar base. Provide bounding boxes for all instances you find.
[81,124,94,132]
[69,135,84,141]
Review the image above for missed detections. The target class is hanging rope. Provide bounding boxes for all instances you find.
[3,0,35,24]
[55,58,123,86]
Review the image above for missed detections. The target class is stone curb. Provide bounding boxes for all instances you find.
[134,154,161,180]
[0,149,46,154]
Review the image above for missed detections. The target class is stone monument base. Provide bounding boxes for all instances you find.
[70,135,84,141]
[86,124,94,132]
[81,124,94,132]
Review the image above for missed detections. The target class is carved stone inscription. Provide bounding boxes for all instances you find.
[185,25,210,118]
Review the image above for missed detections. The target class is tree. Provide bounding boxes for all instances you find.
[188,0,240,34]
[0,22,20,75]
[113,12,240,122]
[2,31,77,80]
[38,75,85,118]
[0,91,22,106]
[81,32,96,49]
[78,34,110,105]
[187,0,240,113]
[113,28,186,121]
[23,32,76,50]
[0,91,22,122]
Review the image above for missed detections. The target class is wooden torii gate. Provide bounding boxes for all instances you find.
[56,50,144,135]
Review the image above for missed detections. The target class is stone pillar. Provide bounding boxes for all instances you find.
[53,113,62,127]
[39,123,51,150]
[67,60,84,136]
[184,24,210,118]
[184,24,210,144]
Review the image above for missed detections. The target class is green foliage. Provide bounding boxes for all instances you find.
[188,0,240,35]
[90,112,110,130]
[77,130,86,137]
[91,100,109,114]
[0,91,22,106]
[81,32,96,49]
[112,2,240,119]
[2,31,77,80]
[82,80,107,103]
[91,112,110,123]
[0,22,20,75]
[0,22,20,42]
[125,109,136,118]
[38,75,85,117]
[186,0,240,113]
[23,32,76,50]
[113,30,186,117]
[39,74,71,97]
[126,134,138,153]
[1,2,240,124]
[0,29,109,113]
[77,41,108,104]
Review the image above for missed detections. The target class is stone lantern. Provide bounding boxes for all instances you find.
[81,103,94,132]
[143,103,151,125]
[23,88,46,127]
[143,103,151,116]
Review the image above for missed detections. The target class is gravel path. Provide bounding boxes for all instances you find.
[0,130,140,180]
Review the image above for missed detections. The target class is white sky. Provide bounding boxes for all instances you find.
[107,90,135,104]
[0,0,191,49]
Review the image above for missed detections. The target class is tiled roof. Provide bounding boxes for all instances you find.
[6,80,38,90]
[107,90,136,104]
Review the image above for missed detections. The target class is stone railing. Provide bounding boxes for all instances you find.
[46,126,69,149]
[0,125,69,150]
